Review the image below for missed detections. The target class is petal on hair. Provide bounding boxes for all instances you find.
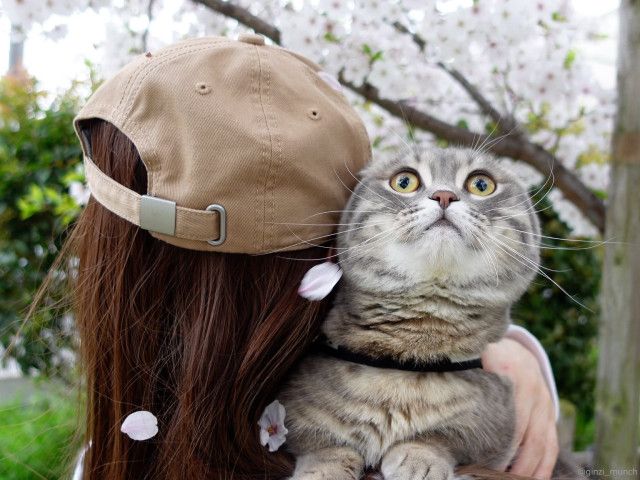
[259,428,270,447]
[258,400,288,452]
[274,401,286,424]
[267,434,287,452]
[298,262,343,301]
[121,410,158,441]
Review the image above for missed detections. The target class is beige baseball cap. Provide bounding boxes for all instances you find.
[74,35,370,253]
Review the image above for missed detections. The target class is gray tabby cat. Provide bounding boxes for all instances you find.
[278,146,578,480]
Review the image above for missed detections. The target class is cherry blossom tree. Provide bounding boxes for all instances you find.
[3,0,613,236]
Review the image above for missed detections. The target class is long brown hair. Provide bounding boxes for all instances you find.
[67,120,332,479]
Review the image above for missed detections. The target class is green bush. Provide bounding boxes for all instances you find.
[514,188,601,449]
[0,387,80,479]
[0,77,84,377]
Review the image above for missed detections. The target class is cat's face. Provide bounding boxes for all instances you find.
[337,146,540,301]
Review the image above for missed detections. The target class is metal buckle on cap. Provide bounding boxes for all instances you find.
[206,204,227,246]
[140,195,176,235]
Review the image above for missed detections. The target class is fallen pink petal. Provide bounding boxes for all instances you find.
[298,261,343,301]
[121,410,158,441]
[258,400,288,452]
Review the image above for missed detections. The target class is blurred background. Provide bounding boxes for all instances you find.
[0,1,637,479]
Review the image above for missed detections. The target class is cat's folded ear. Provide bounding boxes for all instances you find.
[298,262,343,301]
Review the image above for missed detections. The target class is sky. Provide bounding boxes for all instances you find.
[0,0,621,96]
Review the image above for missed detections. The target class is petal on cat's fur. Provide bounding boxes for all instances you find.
[298,261,343,300]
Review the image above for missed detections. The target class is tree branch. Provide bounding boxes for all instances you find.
[343,78,605,231]
[141,0,157,53]
[191,0,605,233]
[392,21,519,133]
[438,63,519,133]
[191,0,281,44]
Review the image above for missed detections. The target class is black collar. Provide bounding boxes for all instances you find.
[311,342,482,373]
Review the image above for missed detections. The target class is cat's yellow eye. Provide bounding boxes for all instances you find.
[390,171,420,193]
[466,173,496,196]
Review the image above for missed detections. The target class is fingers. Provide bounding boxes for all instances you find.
[482,338,559,479]
[511,425,544,477]
[533,427,560,479]
[511,397,558,479]
[512,373,535,439]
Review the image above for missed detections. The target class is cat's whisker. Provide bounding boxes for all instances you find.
[465,214,521,286]
[282,214,417,262]
[332,168,397,214]
[471,122,500,156]
[301,209,384,221]
[485,233,557,280]
[492,203,554,220]
[491,160,556,210]
[292,223,406,262]
[496,224,621,245]
[473,126,519,158]
[494,176,552,206]
[467,228,501,286]
[469,129,483,152]
[267,221,390,254]
[488,183,551,212]
[389,124,417,159]
[340,211,433,262]
[338,160,408,210]
[487,176,555,216]
[484,234,592,311]
[494,230,608,252]
[267,220,386,227]
[339,221,415,259]
[522,176,556,213]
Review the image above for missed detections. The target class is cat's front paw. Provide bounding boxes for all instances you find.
[289,447,364,480]
[380,442,455,480]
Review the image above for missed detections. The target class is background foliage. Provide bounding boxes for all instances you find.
[0,77,83,378]
[515,189,601,449]
[0,387,80,480]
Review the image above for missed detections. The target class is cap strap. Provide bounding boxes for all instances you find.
[84,155,223,243]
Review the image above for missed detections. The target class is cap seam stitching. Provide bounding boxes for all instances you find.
[255,46,276,252]
[265,52,281,252]
[120,42,225,130]
[114,42,205,127]
[250,45,263,252]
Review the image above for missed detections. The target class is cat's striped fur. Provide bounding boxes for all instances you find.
[278,147,572,480]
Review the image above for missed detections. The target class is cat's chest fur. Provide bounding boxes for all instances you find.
[280,355,514,468]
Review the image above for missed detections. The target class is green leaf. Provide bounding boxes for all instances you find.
[563,49,577,69]
[576,145,610,167]
[362,43,383,64]
[552,11,567,22]
[323,31,340,43]
[456,119,470,130]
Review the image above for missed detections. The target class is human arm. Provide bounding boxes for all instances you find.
[482,327,560,479]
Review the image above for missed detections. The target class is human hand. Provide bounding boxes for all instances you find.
[482,338,559,479]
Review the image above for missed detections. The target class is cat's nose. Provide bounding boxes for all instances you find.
[430,190,459,209]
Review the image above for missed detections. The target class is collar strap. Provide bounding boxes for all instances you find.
[311,342,482,373]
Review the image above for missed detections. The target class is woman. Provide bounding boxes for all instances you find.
[63,35,557,479]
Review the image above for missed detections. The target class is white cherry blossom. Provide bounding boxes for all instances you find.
[8,0,616,237]
[258,400,288,452]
